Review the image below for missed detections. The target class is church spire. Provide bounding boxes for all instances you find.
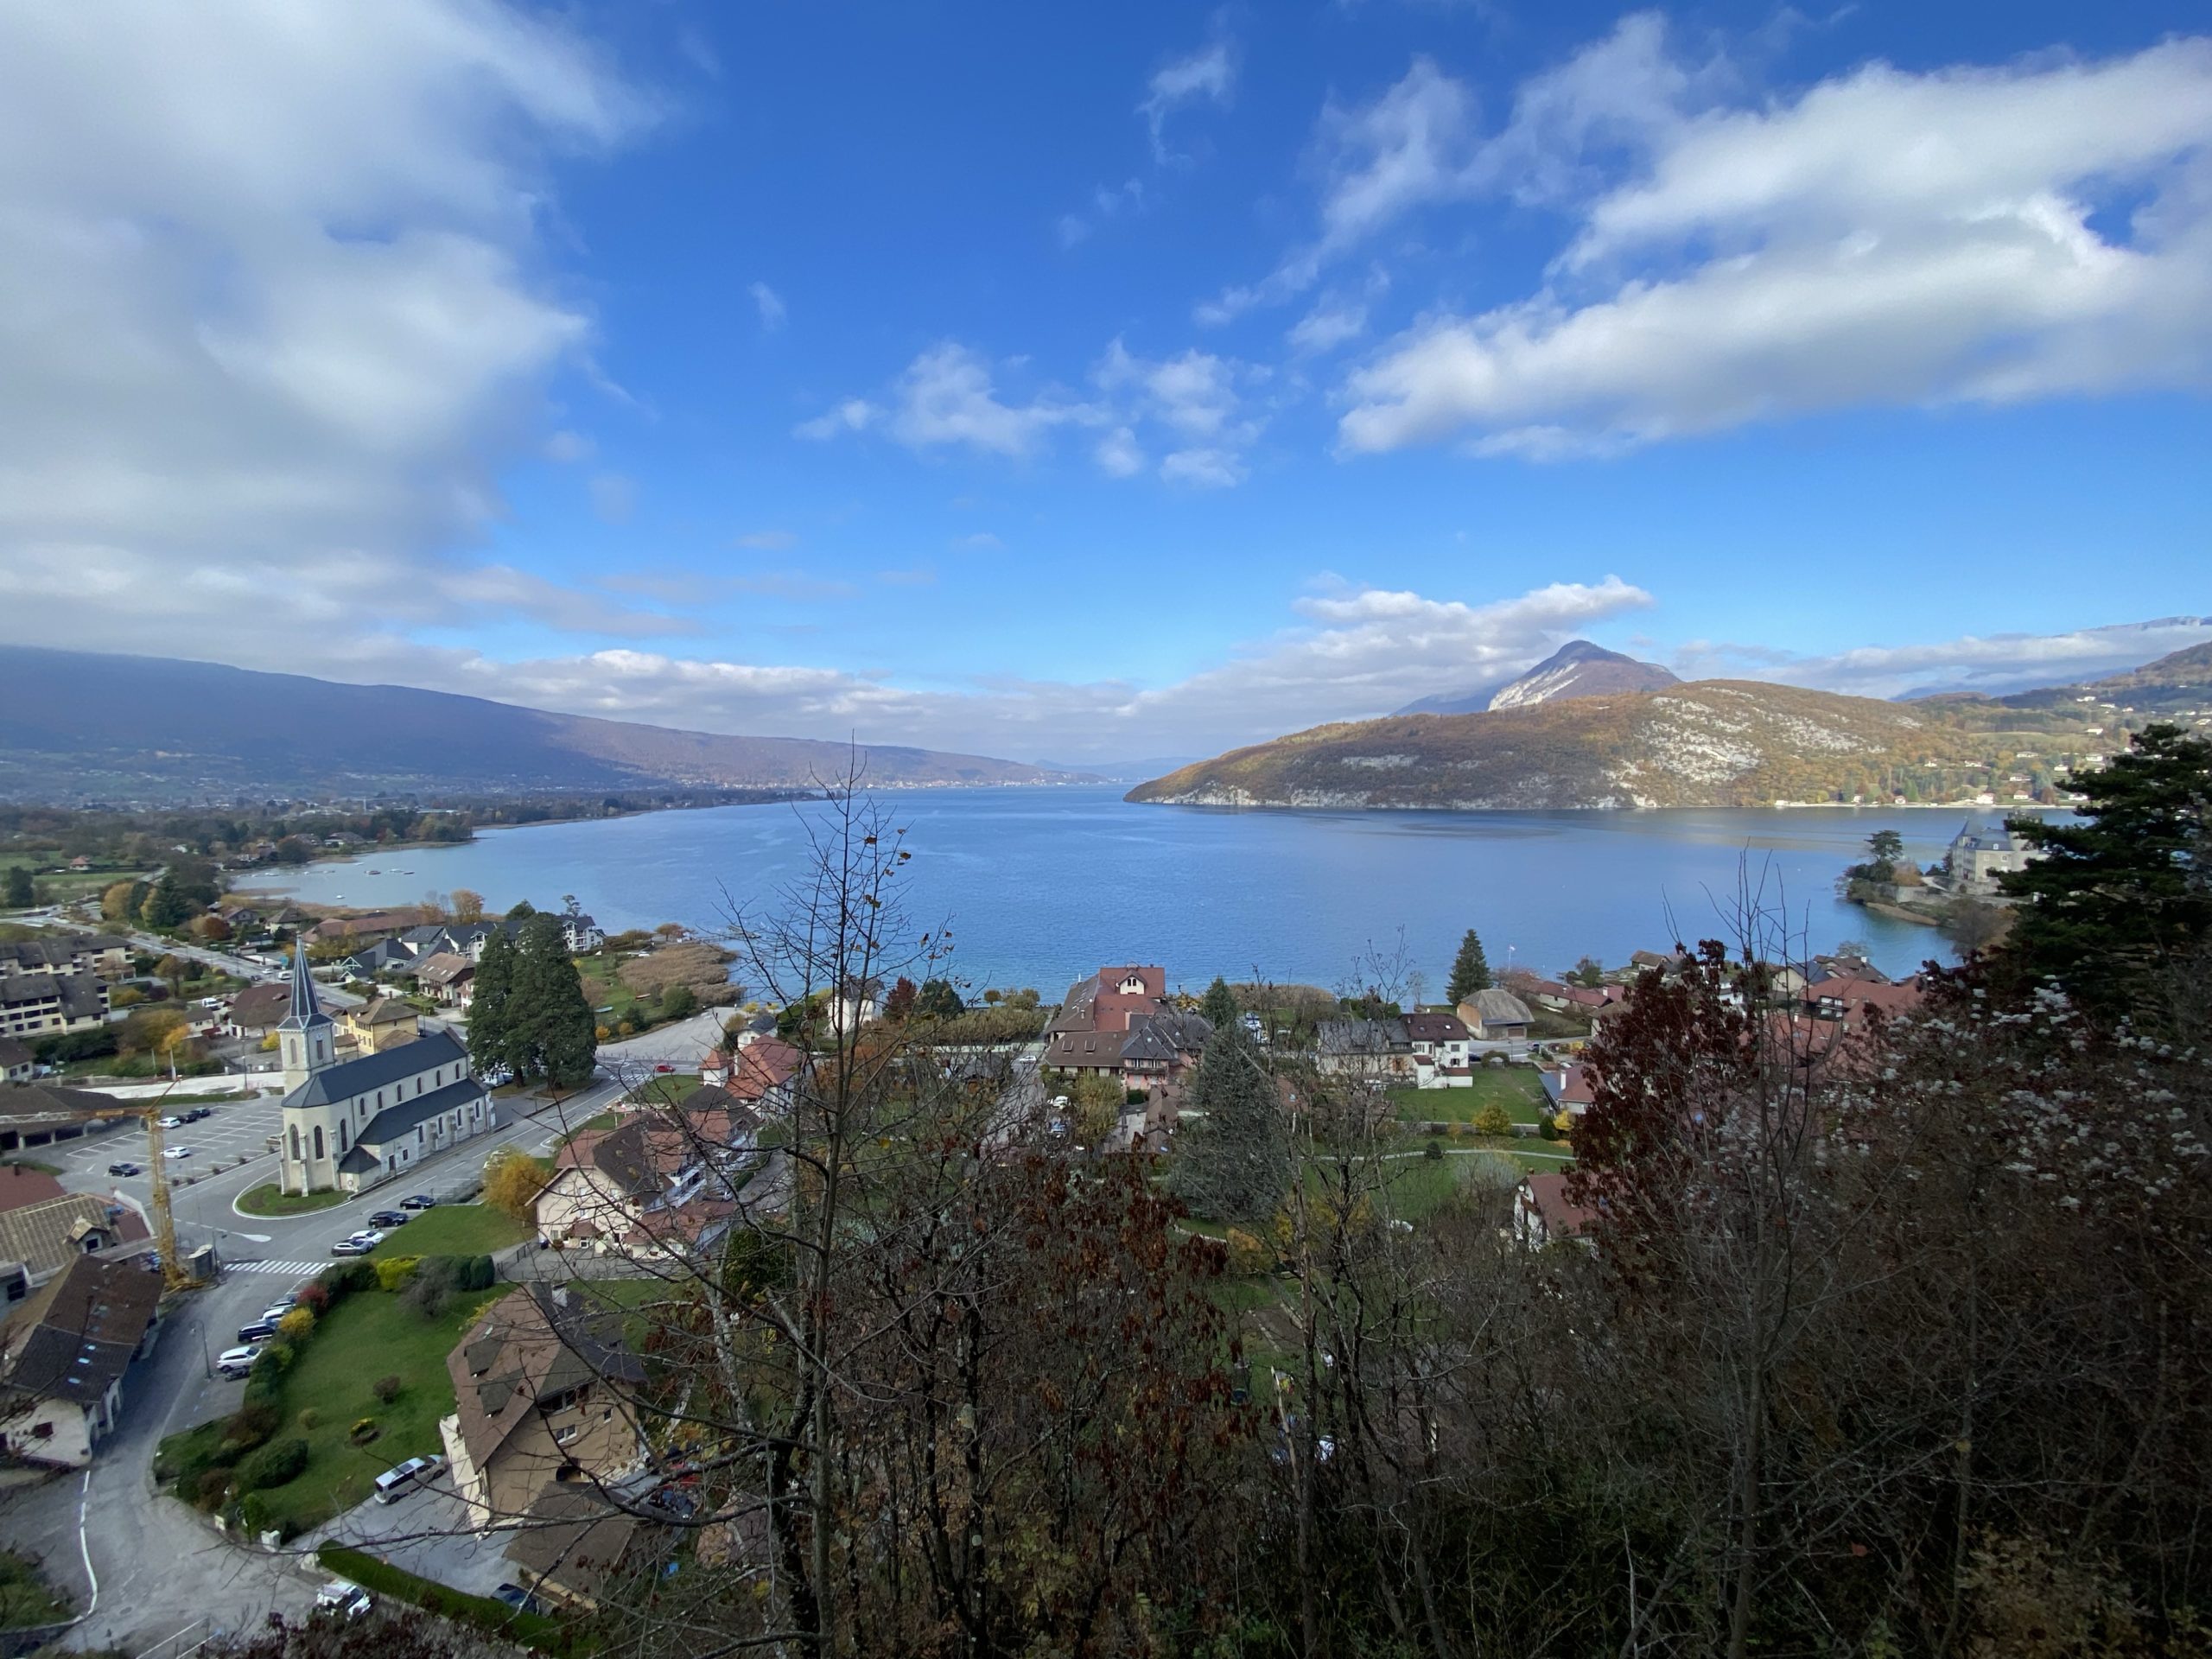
[283,939,326,1028]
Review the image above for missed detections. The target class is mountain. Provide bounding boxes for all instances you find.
[1127,678,2125,811]
[1393,640,1676,716]
[1891,617,2212,700]
[0,646,1090,802]
[1034,757,1204,783]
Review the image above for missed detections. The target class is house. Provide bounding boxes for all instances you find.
[0,1166,66,1215]
[0,1039,30,1084]
[1529,979,1615,1014]
[338,995,421,1054]
[0,1191,152,1289]
[536,1104,753,1256]
[1314,1018,1413,1077]
[504,1485,650,1611]
[1402,1011,1472,1083]
[1539,1064,1597,1119]
[441,1284,647,1531]
[1459,988,1535,1043]
[0,971,108,1040]
[724,1011,777,1049]
[416,952,477,1007]
[1627,949,1691,978]
[224,982,293,1038]
[307,910,422,946]
[0,1253,164,1466]
[273,947,497,1196]
[1513,1173,1597,1249]
[1948,823,2040,896]
[1805,976,1925,1029]
[830,976,882,1035]
[0,935,130,981]
[1044,965,1211,1085]
[702,1038,805,1115]
[342,938,416,980]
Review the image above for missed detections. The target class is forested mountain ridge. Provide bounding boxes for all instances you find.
[1128,677,2139,810]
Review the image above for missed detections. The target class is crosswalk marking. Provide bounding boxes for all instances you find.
[229,1260,324,1274]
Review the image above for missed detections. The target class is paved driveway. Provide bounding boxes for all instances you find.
[312,1483,518,1602]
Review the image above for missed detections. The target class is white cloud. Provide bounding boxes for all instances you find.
[1058,179,1145,249]
[1288,302,1368,354]
[1140,36,1236,162]
[799,344,1099,457]
[1690,617,2212,700]
[1096,339,1264,484]
[1095,426,1147,478]
[1160,448,1247,489]
[748,280,786,331]
[589,472,636,523]
[1338,29,2212,455]
[734,529,798,550]
[545,429,594,463]
[0,0,653,662]
[951,532,1004,550]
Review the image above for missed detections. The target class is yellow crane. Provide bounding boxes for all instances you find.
[11,1095,196,1291]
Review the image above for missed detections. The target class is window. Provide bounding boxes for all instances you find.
[376,1090,384,1109]
[313,1125,325,1160]
[289,1127,301,1160]
[554,1424,580,1446]
[416,1126,424,1146]
[338,1122,349,1154]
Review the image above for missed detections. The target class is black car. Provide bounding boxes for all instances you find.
[237,1319,279,1343]
[398,1194,437,1211]
[107,1161,141,1177]
[184,1107,214,1122]
[493,1584,547,1615]
[367,1211,409,1228]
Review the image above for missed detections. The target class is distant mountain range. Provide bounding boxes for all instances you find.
[0,647,1092,802]
[1128,644,2212,812]
[1395,639,1678,715]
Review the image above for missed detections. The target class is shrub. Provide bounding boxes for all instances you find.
[1538,1115,1562,1141]
[403,1274,448,1319]
[319,1260,377,1300]
[276,1307,315,1342]
[194,1467,233,1509]
[235,1436,308,1492]
[594,1024,612,1042]
[375,1255,421,1293]
[1224,1227,1272,1276]
[1125,1089,1148,1106]
[1425,1121,1451,1138]
[297,1281,330,1315]
[615,1019,636,1037]
[1471,1103,1512,1137]
[1424,1139,1444,1160]
[349,1418,378,1446]
[224,1399,279,1449]
[297,1408,321,1431]
[371,1374,403,1404]
[462,1253,497,1291]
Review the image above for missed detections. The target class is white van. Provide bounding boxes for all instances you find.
[372,1453,444,1503]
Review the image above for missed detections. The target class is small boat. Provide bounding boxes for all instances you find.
[366,868,381,874]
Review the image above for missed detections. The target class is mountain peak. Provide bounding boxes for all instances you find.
[1486,641,1679,711]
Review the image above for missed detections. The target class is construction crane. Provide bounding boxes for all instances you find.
[10,1093,197,1291]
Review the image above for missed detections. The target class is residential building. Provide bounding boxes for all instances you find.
[1459,988,1535,1043]
[307,911,423,946]
[0,1192,151,1290]
[441,1284,647,1531]
[1315,1018,1414,1077]
[536,1103,754,1256]
[416,952,476,1007]
[342,938,416,979]
[338,995,421,1054]
[1044,964,1211,1085]
[0,1253,164,1466]
[1805,976,1926,1030]
[1539,1064,1596,1119]
[0,934,129,980]
[0,971,107,1040]
[1402,1011,1472,1080]
[505,1486,661,1611]
[274,946,497,1196]
[703,1038,805,1115]
[1948,823,2041,896]
[0,1039,30,1084]
[830,976,881,1034]
[1513,1173,1597,1250]
[223,981,292,1038]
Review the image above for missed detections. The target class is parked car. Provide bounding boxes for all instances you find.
[184,1107,214,1122]
[216,1344,262,1379]
[350,1229,386,1248]
[366,1210,409,1228]
[106,1161,141,1177]
[398,1194,437,1211]
[162,1147,192,1160]
[493,1583,547,1615]
[654,1062,674,1073]
[237,1319,278,1344]
[372,1452,447,1504]
[315,1580,372,1619]
[261,1301,297,1324]
[157,1115,183,1129]
[330,1238,372,1256]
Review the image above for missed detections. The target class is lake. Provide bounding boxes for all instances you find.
[248,787,2024,992]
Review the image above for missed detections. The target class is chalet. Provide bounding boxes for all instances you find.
[1805,976,1926,1029]
[224,981,293,1038]
[342,938,416,979]
[536,1104,754,1257]
[1315,1019,1413,1077]
[1459,988,1534,1043]
[307,911,423,946]
[703,1038,805,1115]
[441,1284,646,1531]
[0,1254,164,1466]
[416,952,477,1007]
[505,1486,651,1611]
[1402,1011,1472,1077]
[1044,965,1211,1085]
[1513,1173,1598,1250]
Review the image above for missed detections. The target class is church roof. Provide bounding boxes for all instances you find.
[283,1027,467,1109]
[278,944,331,1033]
[354,1074,488,1149]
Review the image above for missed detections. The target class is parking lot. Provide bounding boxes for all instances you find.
[39,1084,288,1196]
[314,1478,523,1601]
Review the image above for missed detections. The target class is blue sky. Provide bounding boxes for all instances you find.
[2,1,2208,763]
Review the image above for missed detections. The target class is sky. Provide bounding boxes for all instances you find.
[1,1,2209,767]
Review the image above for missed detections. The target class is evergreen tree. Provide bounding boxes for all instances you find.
[915,978,964,1020]
[467,927,519,1078]
[139,874,195,930]
[1200,976,1240,1029]
[883,976,918,1021]
[3,867,32,908]
[1446,928,1491,1004]
[512,912,598,1088]
[1998,724,2212,1024]
[1169,1022,1289,1223]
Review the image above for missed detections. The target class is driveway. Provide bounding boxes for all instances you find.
[311,1483,518,1602]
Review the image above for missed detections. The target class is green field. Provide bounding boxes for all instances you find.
[1389,1067,1551,1126]
[249,1279,509,1531]
[238,1183,347,1217]
[368,1203,526,1259]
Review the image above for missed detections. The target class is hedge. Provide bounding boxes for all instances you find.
[236,1435,308,1492]
[315,1545,587,1654]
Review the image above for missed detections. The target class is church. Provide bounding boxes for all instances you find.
[275,945,499,1197]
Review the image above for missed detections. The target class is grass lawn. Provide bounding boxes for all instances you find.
[369,1203,526,1258]
[576,952,645,1024]
[250,1280,508,1532]
[1389,1067,1550,1126]
[238,1183,348,1217]
[0,1546,74,1626]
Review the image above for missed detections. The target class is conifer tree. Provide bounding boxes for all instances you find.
[512,911,598,1088]
[1446,928,1491,1004]
[1170,1022,1288,1223]
[467,927,518,1077]
[1200,976,1240,1029]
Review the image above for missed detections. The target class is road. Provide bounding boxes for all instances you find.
[3,1069,630,1652]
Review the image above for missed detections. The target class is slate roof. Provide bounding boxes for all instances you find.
[1120,1011,1211,1064]
[280,944,328,1033]
[416,952,474,988]
[1318,1018,1409,1057]
[447,1286,645,1477]
[1402,1012,1470,1044]
[0,1252,162,1409]
[0,1081,124,1127]
[0,1196,150,1283]
[283,1027,468,1109]
[0,1166,67,1214]
[345,996,419,1028]
[505,1484,645,1603]
[0,1037,29,1071]
[356,1074,490,1150]
[226,982,291,1030]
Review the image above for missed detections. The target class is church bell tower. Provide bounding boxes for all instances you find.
[277,943,335,1094]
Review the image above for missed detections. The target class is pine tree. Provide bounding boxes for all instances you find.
[513,912,598,1088]
[1446,928,1491,1005]
[467,927,519,1078]
[1200,976,1240,1029]
[1169,1022,1289,1224]
[3,867,32,908]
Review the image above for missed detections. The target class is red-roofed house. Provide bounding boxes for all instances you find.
[1513,1173,1598,1249]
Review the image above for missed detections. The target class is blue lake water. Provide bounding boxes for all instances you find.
[248,786,2024,993]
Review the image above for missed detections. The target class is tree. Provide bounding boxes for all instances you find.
[99,880,143,922]
[1200,975,1240,1028]
[1068,1069,1124,1147]
[3,866,31,908]
[1999,724,2212,1024]
[139,874,196,930]
[272,836,315,866]
[505,899,536,920]
[1864,828,1904,880]
[913,977,963,1020]
[881,976,917,1022]
[1567,954,1606,988]
[1471,1101,1511,1136]
[508,912,598,1088]
[1941,896,2010,957]
[1446,928,1492,1004]
[659,982,699,1021]
[466,928,518,1078]
[1170,1021,1290,1222]
[449,888,485,923]
[481,1147,547,1227]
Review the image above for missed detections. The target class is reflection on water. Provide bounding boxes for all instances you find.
[251,785,2031,991]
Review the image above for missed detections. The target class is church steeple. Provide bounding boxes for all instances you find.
[278,942,334,1093]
